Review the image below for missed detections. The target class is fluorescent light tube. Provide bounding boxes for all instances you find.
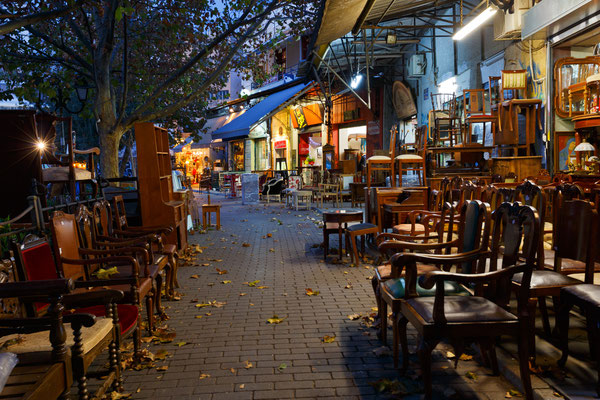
[453,7,497,41]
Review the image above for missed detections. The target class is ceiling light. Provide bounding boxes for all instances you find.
[350,74,363,89]
[453,7,497,41]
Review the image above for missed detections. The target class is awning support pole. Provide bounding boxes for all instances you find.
[312,51,371,110]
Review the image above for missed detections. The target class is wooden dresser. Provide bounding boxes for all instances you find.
[135,122,187,251]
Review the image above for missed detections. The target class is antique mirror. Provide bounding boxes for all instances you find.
[554,56,600,118]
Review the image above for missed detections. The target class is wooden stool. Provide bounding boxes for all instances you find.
[345,223,379,266]
[202,204,221,230]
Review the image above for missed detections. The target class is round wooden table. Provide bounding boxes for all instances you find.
[322,208,363,260]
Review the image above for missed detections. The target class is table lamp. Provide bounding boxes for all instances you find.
[574,139,595,171]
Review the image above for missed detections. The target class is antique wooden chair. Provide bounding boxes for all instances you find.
[512,199,588,362]
[430,93,462,147]
[11,236,134,398]
[376,200,491,366]
[557,282,600,396]
[395,126,427,187]
[366,126,397,188]
[50,210,155,339]
[395,202,539,400]
[463,89,495,146]
[110,196,178,296]
[0,279,77,400]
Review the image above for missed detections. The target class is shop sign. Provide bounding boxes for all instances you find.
[367,121,380,136]
[274,140,287,149]
[293,107,307,128]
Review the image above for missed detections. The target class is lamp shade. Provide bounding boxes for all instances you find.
[574,140,595,152]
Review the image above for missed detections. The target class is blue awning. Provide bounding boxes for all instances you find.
[212,82,309,140]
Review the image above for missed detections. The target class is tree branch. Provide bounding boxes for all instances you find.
[126,2,279,128]
[0,1,84,36]
[26,26,94,71]
[120,0,268,125]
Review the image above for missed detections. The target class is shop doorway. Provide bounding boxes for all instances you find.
[338,125,366,161]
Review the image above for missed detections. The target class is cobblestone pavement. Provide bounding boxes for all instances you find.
[120,198,530,400]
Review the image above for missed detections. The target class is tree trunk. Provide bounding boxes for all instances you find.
[119,131,134,176]
[98,131,121,178]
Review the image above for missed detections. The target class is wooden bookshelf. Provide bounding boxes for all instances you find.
[135,122,187,251]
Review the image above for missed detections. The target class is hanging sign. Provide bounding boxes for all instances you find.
[293,107,307,128]
[367,120,380,136]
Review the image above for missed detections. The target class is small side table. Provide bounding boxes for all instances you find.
[323,209,363,260]
[293,190,312,211]
[202,204,221,230]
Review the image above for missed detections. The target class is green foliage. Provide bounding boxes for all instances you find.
[0,0,317,176]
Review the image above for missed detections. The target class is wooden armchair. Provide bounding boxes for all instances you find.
[77,205,167,321]
[376,200,491,367]
[0,279,76,400]
[11,236,134,398]
[50,210,154,345]
[395,202,539,400]
[111,196,179,295]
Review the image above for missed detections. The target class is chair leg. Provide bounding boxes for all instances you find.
[527,298,538,365]
[538,296,552,337]
[557,300,573,367]
[202,212,207,230]
[146,294,154,334]
[155,274,165,319]
[216,210,221,230]
[350,233,359,266]
[379,295,388,344]
[517,320,534,400]
[418,336,438,400]
[398,315,409,372]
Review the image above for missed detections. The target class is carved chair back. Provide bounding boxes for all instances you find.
[554,199,599,283]
[488,202,540,307]
[50,211,88,281]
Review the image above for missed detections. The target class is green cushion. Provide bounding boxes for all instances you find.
[382,275,471,299]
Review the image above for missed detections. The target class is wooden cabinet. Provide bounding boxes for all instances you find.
[135,122,187,251]
[491,156,542,182]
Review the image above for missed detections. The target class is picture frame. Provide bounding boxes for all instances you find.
[554,131,577,172]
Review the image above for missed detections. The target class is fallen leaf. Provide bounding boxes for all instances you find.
[269,248,275,252]
[190,275,199,279]
[239,384,245,389]
[242,243,251,247]
[221,280,232,284]
[465,371,478,381]
[447,351,456,358]
[205,312,212,316]
[199,373,210,380]
[267,315,285,324]
[195,315,203,319]
[256,286,268,289]
[366,275,373,280]
[230,367,235,373]
[216,268,228,275]
[343,271,348,274]
[368,379,407,395]
[322,335,335,343]
[156,365,169,372]
[277,363,287,371]
[553,392,563,398]
[244,360,253,369]
[347,313,361,320]
[344,284,353,289]
[460,354,473,361]
[207,283,214,286]
[371,307,378,312]
[175,341,187,347]
[245,280,260,287]
[305,288,320,296]
[239,293,247,296]
[155,349,169,360]
[202,263,210,267]
[93,266,119,280]
[267,233,272,237]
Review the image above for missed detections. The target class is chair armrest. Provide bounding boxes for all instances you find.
[378,239,459,255]
[61,255,140,277]
[79,246,149,267]
[0,279,74,299]
[376,232,440,246]
[62,289,125,308]
[73,147,100,155]
[420,263,528,325]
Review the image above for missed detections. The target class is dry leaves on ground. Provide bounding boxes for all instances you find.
[221,280,231,284]
[244,360,253,369]
[347,313,361,320]
[244,280,260,287]
[267,315,285,324]
[216,268,228,275]
[322,335,335,343]
[305,288,320,296]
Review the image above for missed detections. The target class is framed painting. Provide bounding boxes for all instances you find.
[554,131,576,172]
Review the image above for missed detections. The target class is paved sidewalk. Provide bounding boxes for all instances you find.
[120,199,530,400]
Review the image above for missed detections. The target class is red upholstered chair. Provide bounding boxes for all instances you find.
[11,236,140,398]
